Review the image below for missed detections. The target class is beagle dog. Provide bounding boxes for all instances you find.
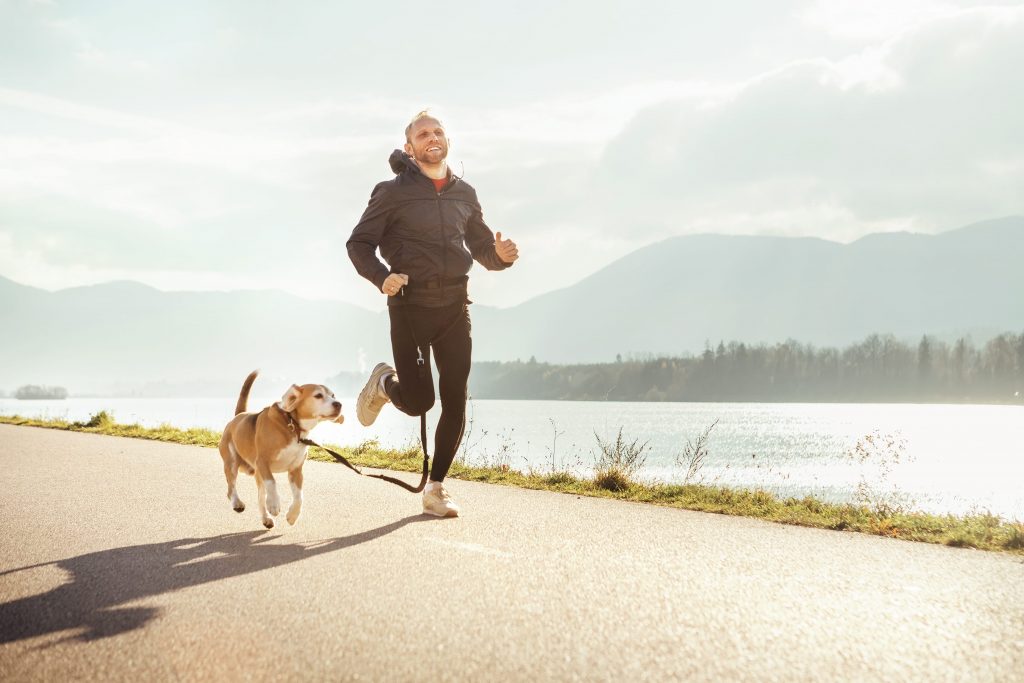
[219,370,343,528]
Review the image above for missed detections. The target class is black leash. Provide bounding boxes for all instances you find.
[279,404,429,493]
[299,434,429,493]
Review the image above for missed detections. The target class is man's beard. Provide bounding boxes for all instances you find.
[414,143,447,165]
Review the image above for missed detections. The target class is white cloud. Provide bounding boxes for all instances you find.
[585,6,1024,241]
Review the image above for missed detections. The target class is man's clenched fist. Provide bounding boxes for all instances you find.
[382,273,409,296]
[495,232,519,264]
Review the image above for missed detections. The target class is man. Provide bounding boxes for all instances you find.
[347,111,519,517]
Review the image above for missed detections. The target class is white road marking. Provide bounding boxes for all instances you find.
[422,537,512,559]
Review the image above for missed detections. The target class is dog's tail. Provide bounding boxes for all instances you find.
[235,370,258,416]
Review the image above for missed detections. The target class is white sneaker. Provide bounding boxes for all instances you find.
[423,484,460,518]
[356,362,395,426]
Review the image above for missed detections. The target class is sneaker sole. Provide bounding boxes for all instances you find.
[422,508,460,518]
[356,362,393,427]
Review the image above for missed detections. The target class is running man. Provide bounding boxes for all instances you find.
[347,110,519,517]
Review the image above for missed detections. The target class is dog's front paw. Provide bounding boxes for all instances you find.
[233,501,246,513]
[262,517,275,529]
[287,505,301,526]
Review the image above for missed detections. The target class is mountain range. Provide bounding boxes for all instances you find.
[1,216,1021,395]
[473,216,1024,363]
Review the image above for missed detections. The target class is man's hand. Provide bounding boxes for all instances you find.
[382,273,409,297]
[495,232,519,264]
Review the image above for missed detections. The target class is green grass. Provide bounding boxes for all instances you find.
[3,412,1022,555]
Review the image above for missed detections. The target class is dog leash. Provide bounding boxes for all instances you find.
[278,404,429,493]
[326,299,466,492]
[299,434,429,493]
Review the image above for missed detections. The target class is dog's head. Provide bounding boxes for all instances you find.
[280,383,344,424]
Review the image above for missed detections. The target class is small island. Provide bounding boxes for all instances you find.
[14,385,68,400]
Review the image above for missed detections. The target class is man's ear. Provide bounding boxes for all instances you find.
[280,384,302,412]
[403,141,413,156]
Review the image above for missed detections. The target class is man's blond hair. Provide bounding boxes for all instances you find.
[405,110,444,143]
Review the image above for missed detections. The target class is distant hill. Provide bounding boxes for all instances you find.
[470,216,1024,363]
[0,277,389,394]
[1,217,1021,393]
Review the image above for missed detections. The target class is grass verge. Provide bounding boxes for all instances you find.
[3,412,1022,555]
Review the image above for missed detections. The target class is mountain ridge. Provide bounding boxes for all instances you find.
[470,216,1024,362]
[1,216,1021,392]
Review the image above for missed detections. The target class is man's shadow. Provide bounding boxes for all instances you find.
[0,515,425,645]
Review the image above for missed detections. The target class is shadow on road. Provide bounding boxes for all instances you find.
[0,515,425,645]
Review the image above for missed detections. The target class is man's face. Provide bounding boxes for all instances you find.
[404,118,449,165]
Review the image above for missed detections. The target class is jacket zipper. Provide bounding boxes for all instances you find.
[436,176,456,288]
[437,194,446,298]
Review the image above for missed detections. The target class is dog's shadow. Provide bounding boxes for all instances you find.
[0,515,425,645]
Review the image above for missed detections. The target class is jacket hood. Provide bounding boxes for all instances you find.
[389,149,420,175]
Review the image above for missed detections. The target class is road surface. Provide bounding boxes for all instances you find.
[1,423,1022,681]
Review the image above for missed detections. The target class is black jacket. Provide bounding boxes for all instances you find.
[347,150,511,307]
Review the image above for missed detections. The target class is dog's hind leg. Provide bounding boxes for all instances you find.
[286,465,304,526]
[220,442,245,513]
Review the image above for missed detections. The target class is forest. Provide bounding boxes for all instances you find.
[467,332,1024,403]
[13,385,69,400]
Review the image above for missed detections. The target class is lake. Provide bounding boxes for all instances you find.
[2,396,1021,519]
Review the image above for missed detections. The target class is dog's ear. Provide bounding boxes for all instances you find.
[280,384,302,412]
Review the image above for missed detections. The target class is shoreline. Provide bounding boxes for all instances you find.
[2,412,1021,555]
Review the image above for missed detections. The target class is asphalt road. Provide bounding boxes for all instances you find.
[0,423,1022,682]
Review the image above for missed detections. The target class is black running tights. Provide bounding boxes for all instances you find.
[385,301,471,483]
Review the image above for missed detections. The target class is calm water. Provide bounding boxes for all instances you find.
[2,397,1022,518]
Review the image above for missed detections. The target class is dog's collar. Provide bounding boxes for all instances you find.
[274,403,305,438]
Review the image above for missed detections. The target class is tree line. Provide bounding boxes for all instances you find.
[13,385,69,400]
[468,332,1024,403]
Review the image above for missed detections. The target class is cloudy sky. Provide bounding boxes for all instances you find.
[1,0,1022,310]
